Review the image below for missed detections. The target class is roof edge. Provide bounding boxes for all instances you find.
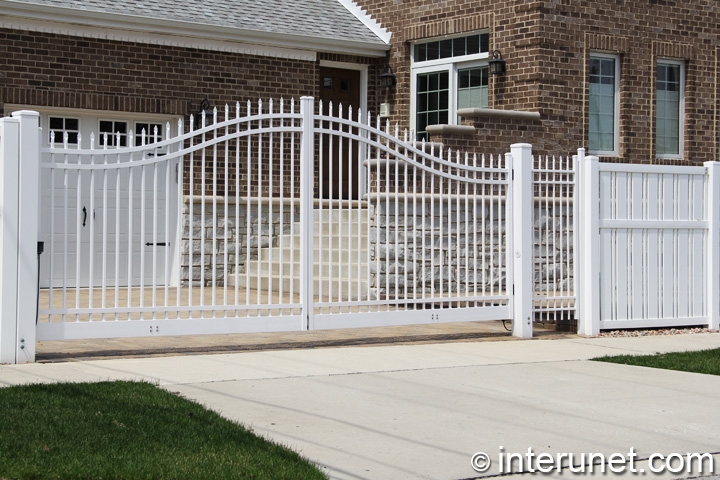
[0,0,390,57]
[336,0,391,44]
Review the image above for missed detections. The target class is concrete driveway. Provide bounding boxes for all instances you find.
[1,333,719,479]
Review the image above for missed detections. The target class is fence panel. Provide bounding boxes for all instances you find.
[595,163,709,329]
[533,155,576,326]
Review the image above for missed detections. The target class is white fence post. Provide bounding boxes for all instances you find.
[0,111,40,364]
[15,111,41,363]
[510,143,533,338]
[705,161,720,331]
[0,116,21,364]
[578,152,601,336]
[299,97,315,331]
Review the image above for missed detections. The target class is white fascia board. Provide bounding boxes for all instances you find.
[336,0,391,44]
[0,1,390,58]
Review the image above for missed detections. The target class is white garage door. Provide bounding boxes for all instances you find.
[33,109,180,289]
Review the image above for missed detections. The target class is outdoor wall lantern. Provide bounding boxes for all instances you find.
[380,65,397,89]
[198,98,214,118]
[488,50,507,75]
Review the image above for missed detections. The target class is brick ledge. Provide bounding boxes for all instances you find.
[425,124,476,135]
[457,108,541,120]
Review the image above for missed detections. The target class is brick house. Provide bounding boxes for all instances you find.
[361,0,720,164]
[0,0,391,143]
[2,0,718,163]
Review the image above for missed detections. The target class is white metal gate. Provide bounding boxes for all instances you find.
[35,97,519,341]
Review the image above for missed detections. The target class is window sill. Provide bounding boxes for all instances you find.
[457,108,541,120]
[424,124,476,135]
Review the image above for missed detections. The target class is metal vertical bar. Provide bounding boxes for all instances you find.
[267,100,274,304]
[223,104,230,312]
[176,119,184,317]
[114,136,121,320]
[338,104,345,304]
[212,107,218,313]
[278,98,286,310]
[402,127,409,305]
[420,140,427,306]
[289,99,297,309]
[152,146,159,319]
[245,100,252,312]
[234,103,241,310]
[356,108,364,304]
[100,144,109,321]
[365,110,372,304]
[163,123,171,317]
[393,123,400,304]
[471,154,478,302]
[75,134,83,314]
[327,102,335,305]
[255,100,262,307]
[188,116,195,316]
[139,151,147,319]
[127,138,134,312]
[200,111,207,312]
[488,155,492,295]
[299,96,315,330]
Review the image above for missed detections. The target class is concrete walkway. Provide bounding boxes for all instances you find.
[1,332,719,479]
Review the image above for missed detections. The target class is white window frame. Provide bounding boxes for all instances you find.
[98,119,129,147]
[411,33,490,140]
[588,52,620,157]
[47,116,81,145]
[655,59,685,160]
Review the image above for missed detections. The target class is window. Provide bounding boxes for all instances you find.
[412,32,490,141]
[656,61,684,158]
[588,54,619,155]
[49,117,79,145]
[135,122,163,146]
[99,120,128,147]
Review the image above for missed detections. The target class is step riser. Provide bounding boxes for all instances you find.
[241,263,370,278]
[258,249,371,263]
[230,276,372,300]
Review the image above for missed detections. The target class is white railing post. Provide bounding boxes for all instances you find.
[578,152,601,336]
[0,116,21,364]
[573,149,583,327]
[705,161,720,330]
[0,111,41,364]
[15,111,41,363]
[299,97,315,331]
[510,143,533,338]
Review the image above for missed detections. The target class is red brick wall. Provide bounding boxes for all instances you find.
[360,0,720,163]
[0,28,319,117]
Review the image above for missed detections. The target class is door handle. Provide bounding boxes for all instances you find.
[82,207,87,227]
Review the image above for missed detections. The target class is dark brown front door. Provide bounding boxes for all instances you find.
[319,67,361,200]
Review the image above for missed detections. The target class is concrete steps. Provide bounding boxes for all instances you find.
[230,208,372,300]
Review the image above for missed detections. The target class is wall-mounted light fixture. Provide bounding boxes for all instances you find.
[488,50,507,75]
[380,65,397,89]
[199,98,214,117]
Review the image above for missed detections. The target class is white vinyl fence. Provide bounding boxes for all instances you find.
[576,150,720,335]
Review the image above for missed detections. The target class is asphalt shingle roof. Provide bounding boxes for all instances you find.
[9,0,387,46]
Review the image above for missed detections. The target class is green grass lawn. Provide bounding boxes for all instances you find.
[593,347,720,376]
[0,381,327,480]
